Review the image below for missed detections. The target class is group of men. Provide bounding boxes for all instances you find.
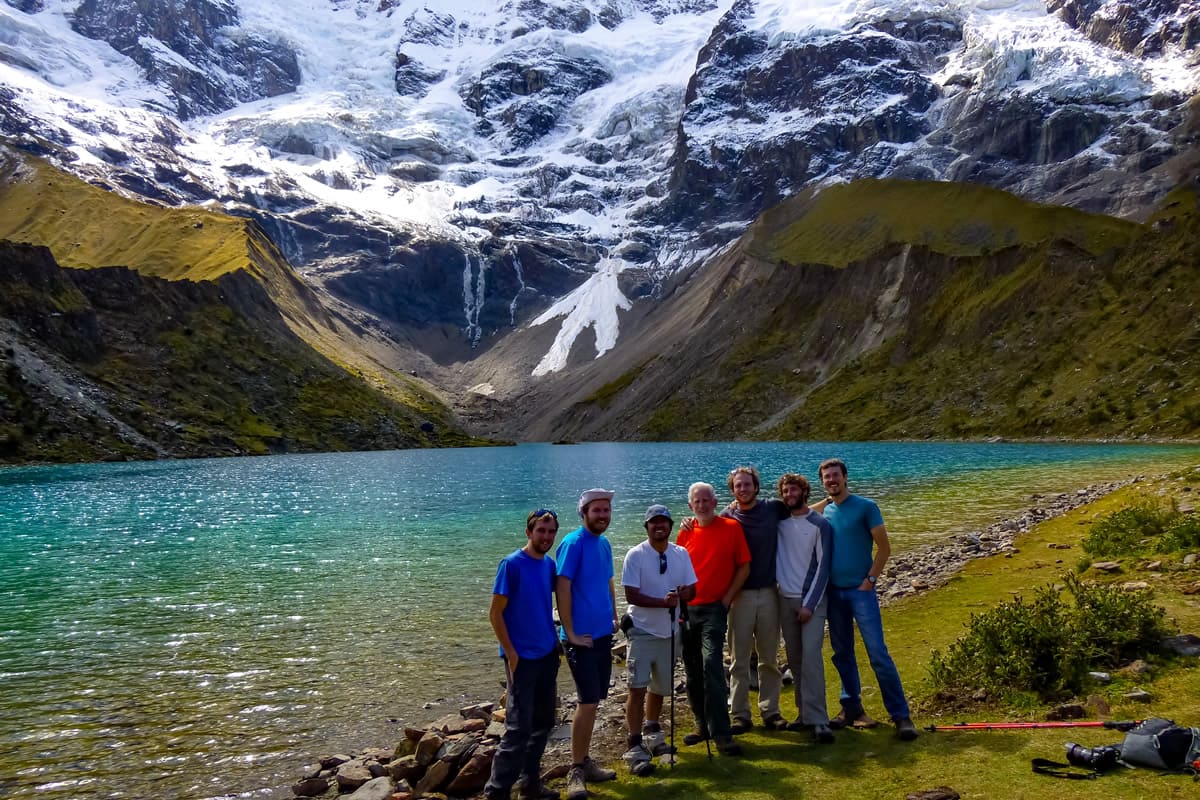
[484,459,917,800]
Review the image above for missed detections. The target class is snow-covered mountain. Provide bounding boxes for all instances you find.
[2,0,1197,379]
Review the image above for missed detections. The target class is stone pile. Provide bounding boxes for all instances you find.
[289,702,507,800]
[290,685,639,800]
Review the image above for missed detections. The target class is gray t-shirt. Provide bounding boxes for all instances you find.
[724,498,788,590]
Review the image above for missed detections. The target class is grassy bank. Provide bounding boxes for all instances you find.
[602,467,1200,800]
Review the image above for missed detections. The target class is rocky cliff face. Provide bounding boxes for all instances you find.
[71,0,300,118]
[659,0,1198,230]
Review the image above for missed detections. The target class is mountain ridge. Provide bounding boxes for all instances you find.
[0,147,488,462]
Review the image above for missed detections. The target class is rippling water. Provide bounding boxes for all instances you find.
[1,442,1197,799]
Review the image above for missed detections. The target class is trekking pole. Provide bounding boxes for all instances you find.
[926,720,1141,733]
[669,601,676,769]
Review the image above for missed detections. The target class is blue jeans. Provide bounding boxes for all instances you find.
[827,586,910,720]
[485,650,560,797]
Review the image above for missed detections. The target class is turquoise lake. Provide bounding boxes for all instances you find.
[2,441,1198,799]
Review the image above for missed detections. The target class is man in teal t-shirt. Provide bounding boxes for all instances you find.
[819,458,918,742]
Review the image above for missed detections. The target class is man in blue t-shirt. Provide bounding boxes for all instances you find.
[818,458,919,742]
[484,509,563,800]
[556,488,619,800]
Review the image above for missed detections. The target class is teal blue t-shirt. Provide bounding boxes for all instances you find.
[823,494,885,589]
[555,526,615,640]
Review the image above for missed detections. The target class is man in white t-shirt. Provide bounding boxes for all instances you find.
[619,504,697,775]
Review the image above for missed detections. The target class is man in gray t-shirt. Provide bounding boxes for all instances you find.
[774,473,834,743]
[722,466,789,732]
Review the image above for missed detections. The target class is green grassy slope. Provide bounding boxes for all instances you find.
[768,185,1200,441]
[0,154,252,282]
[611,178,1199,441]
[0,242,480,462]
[0,149,485,462]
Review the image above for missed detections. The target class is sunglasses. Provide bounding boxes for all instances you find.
[659,551,668,575]
[533,508,558,520]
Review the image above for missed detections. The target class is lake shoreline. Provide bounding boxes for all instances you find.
[876,474,1144,604]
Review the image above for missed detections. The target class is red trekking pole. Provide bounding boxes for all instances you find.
[926,720,1141,733]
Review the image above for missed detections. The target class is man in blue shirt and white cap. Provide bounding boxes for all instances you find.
[557,488,619,800]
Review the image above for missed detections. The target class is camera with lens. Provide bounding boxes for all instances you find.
[1064,742,1122,771]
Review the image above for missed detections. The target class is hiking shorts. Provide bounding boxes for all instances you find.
[626,627,675,696]
[565,634,613,704]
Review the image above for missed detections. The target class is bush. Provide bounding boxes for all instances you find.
[1067,574,1168,666]
[929,574,1173,700]
[1081,504,1175,556]
[1160,514,1200,552]
[1081,500,1199,557]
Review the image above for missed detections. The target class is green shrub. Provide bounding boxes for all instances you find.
[1161,513,1200,552]
[1081,503,1177,556]
[1066,573,1168,666]
[929,574,1172,700]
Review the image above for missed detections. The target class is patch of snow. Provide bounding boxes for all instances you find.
[530,257,633,377]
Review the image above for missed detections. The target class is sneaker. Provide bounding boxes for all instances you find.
[565,766,587,800]
[517,778,561,800]
[729,717,753,735]
[763,714,789,731]
[648,739,677,756]
[642,727,675,755]
[622,743,656,777]
[814,724,835,744]
[579,757,616,783]
[895,717,919,741]
[683,731,708,746]
[714,736,743,756]
[829,709,877,729]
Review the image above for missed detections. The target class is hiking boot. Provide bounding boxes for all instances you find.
[814,723,835,744]
[895,717,919,741]
[622,743,656,777]
[714,736,743,756]
[683,731,708,746]
[579,757,616,782]
[517,777,561,800]
[829,709,877,729]
[763,714,789,731]
[729,717,753,735]
[565,766,587,800]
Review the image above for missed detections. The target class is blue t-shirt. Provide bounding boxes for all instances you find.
[492,549,559,659]
[555,526,615,640]
[823,494,885,589]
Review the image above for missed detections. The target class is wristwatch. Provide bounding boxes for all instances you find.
[866,575,877,586]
